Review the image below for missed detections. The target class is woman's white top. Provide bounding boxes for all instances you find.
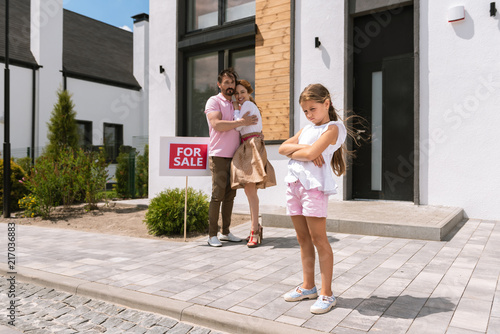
[234,100,262,135]
[284,120,347,195]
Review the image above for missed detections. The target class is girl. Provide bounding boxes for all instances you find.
[231,79,276,248]
[278,84,347,314]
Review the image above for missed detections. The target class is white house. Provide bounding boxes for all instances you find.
[148,0,500,221]
[0,0,149,175]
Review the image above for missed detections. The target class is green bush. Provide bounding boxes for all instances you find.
[14,157,32,176]
[45,89,79,159]
[22,156,61,218]
[115,146,137,199]
[0,159,28,212]
[78,148,108,210]
[144,187,209,236]
[22,148,109,218]
[136,145,148,198]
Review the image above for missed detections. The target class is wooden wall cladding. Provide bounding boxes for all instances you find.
[255,0,291,141]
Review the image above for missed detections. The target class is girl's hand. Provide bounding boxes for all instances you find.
[312,155,325,167]
[232,101,240,110]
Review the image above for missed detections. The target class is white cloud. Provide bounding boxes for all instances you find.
[120,25,132,32]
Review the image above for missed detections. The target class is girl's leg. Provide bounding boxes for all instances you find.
[291,215,316,289]
[305,216,333,296]
[244,183,259,232]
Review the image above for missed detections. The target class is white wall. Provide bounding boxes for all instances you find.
[292,0,346,200]
[31,0,64,156]
[133,19,149,138]
[420,1,500,219]
[148,0,191,198]
[0,67,34,159]
[67,79,146,147]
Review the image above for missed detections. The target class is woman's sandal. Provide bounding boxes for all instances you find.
[247,229,261,248]
[246,224,263,242]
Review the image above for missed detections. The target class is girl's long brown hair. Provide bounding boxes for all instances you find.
[299,84,365,177]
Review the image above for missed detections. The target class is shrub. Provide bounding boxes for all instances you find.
[135,145,148,198]
[78,148,108,210]
[18,195,39,218]
[15,157,32,176]
[144,187,209,236]
[0,159,28,212]
[45,89,79,159]
[22,148,109,218]
[22,156,61,218]
[115,146,137,199]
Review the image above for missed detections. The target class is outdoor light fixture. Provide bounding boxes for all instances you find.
[159,65,165,73]
[491,2,497,16]
[448,5,465,22]
[315,37,321,48]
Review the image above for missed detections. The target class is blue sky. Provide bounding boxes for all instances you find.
[62,0,149,31]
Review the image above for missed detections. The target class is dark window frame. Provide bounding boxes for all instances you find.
[103,123,123,163]
[76,120,93,151]
[177,0,256,137]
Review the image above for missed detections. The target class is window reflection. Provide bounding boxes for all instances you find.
[187,0,256,31]
[231,49,255,94]
[187,0,218,31]
[226,0,255,22]
[186,53,219,137]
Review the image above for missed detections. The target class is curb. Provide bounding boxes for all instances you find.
[0,264,323,334]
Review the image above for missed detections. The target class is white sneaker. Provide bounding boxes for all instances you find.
[310,295,337,314]
[207,236,222,247]
[218,232,242,242]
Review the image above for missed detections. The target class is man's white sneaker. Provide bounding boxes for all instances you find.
[207,236,222,247]
[219,232,242,242]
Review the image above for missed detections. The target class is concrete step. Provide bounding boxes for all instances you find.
[235,200,464,241]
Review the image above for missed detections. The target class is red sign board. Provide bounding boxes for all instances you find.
[168,143,208,170]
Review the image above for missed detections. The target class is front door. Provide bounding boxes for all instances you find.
[352,5,414,201]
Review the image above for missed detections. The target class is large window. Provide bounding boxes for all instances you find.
[181,47,255,137]
[76,120,92,151]
[186,52,219,137]
[103,123,123,163]
[179,0,256,137]
[187,0,255,31]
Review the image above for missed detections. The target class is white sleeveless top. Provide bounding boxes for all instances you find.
[284,121,347,195]
[233,101,262,135]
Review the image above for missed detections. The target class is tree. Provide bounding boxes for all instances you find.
[46,89,79,158]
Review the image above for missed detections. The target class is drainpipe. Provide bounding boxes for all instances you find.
[31,67,36,163]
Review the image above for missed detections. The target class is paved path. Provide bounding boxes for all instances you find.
[0,218,499,333]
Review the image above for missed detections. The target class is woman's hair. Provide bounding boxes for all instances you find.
[236,79,259,108]
[299,84,366,177]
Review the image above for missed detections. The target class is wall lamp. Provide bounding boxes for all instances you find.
[315,37,321,48]
[448,5,465,22]
[159,65,165,73]
[491,2,497,16]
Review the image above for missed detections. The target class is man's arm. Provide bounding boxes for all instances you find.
[207,111,257,132]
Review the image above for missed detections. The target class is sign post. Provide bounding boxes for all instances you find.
[160,137,211,241]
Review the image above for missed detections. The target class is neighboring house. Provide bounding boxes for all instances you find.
[148,0,500,220]
[0,0,149,178]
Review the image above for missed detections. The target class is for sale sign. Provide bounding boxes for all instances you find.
[169,144,207,169]
[160,137,211,176]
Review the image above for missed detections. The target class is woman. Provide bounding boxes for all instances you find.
[230,79,276,247]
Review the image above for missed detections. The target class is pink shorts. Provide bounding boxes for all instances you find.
[286,181,328,218]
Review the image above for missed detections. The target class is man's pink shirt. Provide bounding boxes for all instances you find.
[204,93,240,158]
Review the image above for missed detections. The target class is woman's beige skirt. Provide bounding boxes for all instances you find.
[231,133,277,189]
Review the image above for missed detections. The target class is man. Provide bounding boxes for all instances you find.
[204,68,258,247]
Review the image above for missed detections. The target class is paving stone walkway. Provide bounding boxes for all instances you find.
[0,277,225,334]
[0,217,499,333]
